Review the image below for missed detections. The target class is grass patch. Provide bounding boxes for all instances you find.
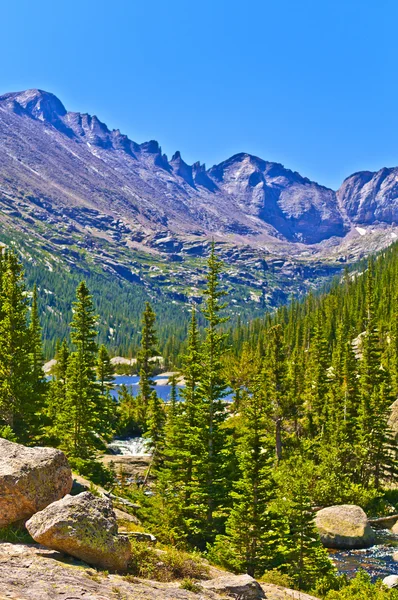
[0,524,34,544]
[180,578,202,593]
[126,541,209,582]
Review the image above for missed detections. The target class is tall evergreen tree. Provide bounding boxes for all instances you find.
[197,242,231,542]
[138,302,158,425]
[54,281,101,459]
[212,376,284,577]
[0,251,41,441]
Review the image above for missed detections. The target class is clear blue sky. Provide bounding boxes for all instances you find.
[1,0,397,189]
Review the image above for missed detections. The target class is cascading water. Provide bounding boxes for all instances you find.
[107,437,151,456]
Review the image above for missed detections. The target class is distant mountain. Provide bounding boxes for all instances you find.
[1,88,398,350]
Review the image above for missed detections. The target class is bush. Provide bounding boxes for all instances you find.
[324,571,398,599]
[260,569,294,588]
[68,457,116,488]
[127,541,208,582]
[0,425,17,442]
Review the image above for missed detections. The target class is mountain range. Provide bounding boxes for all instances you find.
[1,88,398,349]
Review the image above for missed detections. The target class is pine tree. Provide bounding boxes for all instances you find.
[138,302,158,425]
[157,306,207,547]
[212,377,284,577]
[55,281,101,459]
[197,242,231,542]
[145,391,166,467]
[280,457,336,591]
[0,251,39,441]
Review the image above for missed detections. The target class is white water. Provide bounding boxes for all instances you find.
[107,436,151,456]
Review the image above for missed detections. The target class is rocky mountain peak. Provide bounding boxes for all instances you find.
[0,89,67,120]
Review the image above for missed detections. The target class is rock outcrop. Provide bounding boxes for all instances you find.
[201,574,265,599]
[26,492,131,572]
[315,504,375,549]
[0,543,321,600]
[0,438,72,527]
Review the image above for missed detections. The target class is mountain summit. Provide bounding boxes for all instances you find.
[2,88,392,250]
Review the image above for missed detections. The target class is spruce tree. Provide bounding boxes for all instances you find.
[145,391,166,467]
[280,457,336,591]
[138,302,158,425]
[96,344,116,440]
[263,324,289,462]
[0,251,40,441]
[55,281,101,459]
[29,285,47,398]
[157,306,207,547]
[197,242,231,542]
[212,377,284,577]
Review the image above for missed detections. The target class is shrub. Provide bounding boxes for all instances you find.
[127,541,208,582]
[324,571,398,599]
[260,569,294,588]
[68,457,115,488]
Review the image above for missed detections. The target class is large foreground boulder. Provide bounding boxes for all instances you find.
[315,504,375,549]
[26,492,131,572]
[202,574,265,599]
[0,438,72,527]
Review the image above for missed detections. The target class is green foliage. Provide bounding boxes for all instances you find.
[0,523,34,544]
[137,302,158,425]
[68,457,116,487]
[126,541,208,581]
[325,571,398,599]
[0,425,17,441]
[180,578,202,593]
[0,250,46,442]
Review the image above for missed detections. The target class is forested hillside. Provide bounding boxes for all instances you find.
[1,241,398,597]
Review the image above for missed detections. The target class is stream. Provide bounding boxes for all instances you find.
[330,530,398,580]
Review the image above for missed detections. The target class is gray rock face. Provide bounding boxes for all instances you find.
[201,574,265,599]
[315,504,375,549]
[337,167,398,224]
[209,154,347,243]
[26,492,131,572]
[0,438,72,527]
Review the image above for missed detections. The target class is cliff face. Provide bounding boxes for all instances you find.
[337,167,398,225]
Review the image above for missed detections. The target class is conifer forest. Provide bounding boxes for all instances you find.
[2,241,398,598]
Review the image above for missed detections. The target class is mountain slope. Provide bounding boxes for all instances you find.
[1,88,398,352]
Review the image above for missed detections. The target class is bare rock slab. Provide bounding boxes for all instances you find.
[315,504,375,549]
[202,574,265,599]
[0,438,72,527]
[26,491,131,572]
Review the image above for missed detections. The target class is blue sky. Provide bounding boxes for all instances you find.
[1,0,397,189]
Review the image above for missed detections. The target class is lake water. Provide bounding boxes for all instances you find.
[112,375,233,402]
[111,375,184,402]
